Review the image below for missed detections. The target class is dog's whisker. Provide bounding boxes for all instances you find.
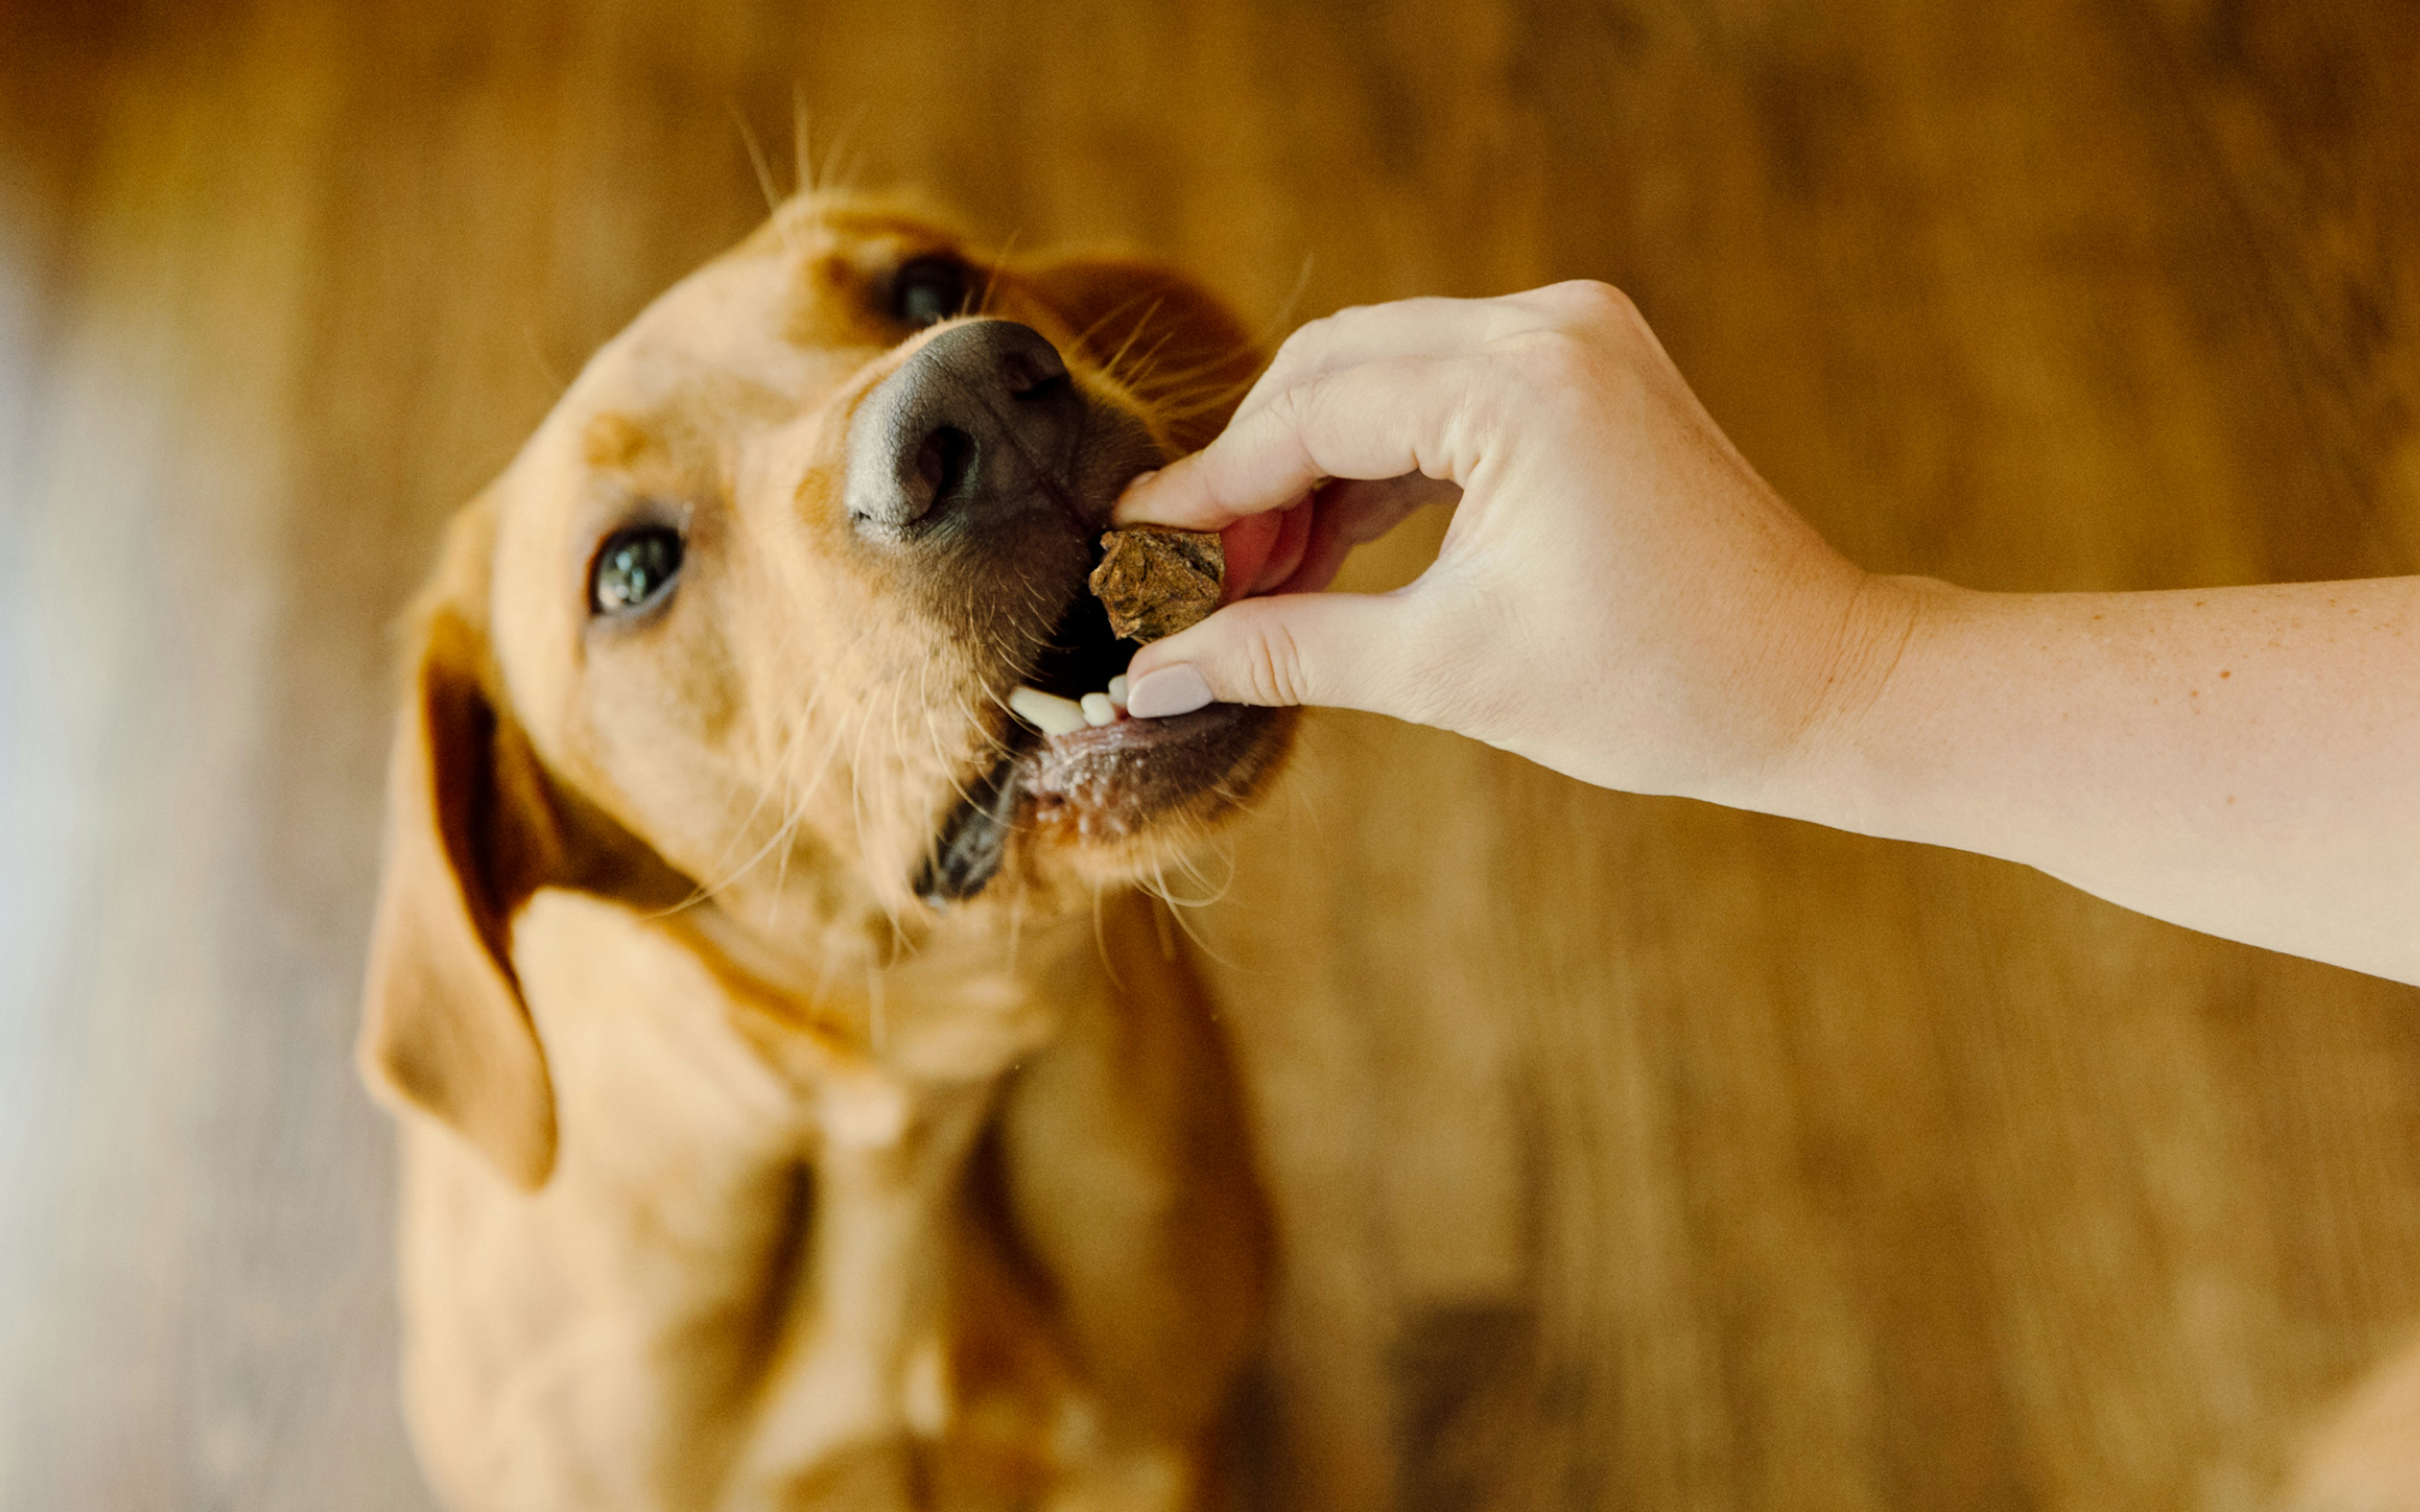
[1124,367,1251,411]
[1162,879,1237,969]
[1169,837,1239,912]
[977,229,1023,317]
[731,105,795,254]
[684,665,880,920]
[842,685,893,915]
[1107,326,1182,394]
[877,670,918,915]
[761,809,816,928]
[819,103,871,199]
[521,324,569,401]
[1125,359,1260,417]
[1065,286,1171,356]
[1098,297,1170,387]
[776,707,860,835]
[791,86,812,198]
[688,620,818,885]
[774,677,842,914]
[678,620,880,912]
[920,686,988,820]
[1257,252,1318,348]
[1087,883,1126,995]
[686,782,817,916]
[970,697,1019,767]
[911,658,977,788]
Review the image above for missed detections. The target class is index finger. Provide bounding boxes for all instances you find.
[1115,352,1484,532]
[1217,295,1500,431]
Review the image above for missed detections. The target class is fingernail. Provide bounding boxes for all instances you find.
[1124,664,1214,718]
[1119,469,1159,495]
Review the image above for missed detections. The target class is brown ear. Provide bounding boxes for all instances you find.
[359,555,567,1189]
[1022,256,1265,454]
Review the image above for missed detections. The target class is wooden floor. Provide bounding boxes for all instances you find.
[4,2,2417,1508]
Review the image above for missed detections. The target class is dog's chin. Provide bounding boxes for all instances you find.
[917,700,1295,908]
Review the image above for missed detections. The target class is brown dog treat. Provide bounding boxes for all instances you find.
[1087,526,1225,642]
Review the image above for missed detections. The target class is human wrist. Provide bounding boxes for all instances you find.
[1720,569,1940,829]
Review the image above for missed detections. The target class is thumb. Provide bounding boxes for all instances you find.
[1122,591,1427,721]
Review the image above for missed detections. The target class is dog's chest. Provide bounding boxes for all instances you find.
[397,890,1110,1509]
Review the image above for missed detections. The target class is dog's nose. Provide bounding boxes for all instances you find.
[843,320,1086,535]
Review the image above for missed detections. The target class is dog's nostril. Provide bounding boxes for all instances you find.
[999,347,1070,401]
[915,426,978,509]
[1015,370,1074,407]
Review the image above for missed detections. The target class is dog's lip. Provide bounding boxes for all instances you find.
[993,527,1266,818]
[1012,699,1262,836]
[916,695,1258,907]
[1021,699,1240,763]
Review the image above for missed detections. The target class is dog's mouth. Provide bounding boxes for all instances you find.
[915,558,1282,907]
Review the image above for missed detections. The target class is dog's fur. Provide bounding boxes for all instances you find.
[359,193,1295,1511]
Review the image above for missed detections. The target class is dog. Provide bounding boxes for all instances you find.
[358,190,1297,1511]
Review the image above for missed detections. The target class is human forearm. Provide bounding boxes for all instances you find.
[1767,576,2420,983]
[1114,286,2420,985]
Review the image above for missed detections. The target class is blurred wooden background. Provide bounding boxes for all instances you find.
[3,1,2417,1508]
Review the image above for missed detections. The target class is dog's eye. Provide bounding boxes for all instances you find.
[590,526,684,616]
[890,256,971,329]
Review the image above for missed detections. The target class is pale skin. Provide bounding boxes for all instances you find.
[1113,282,2420,987]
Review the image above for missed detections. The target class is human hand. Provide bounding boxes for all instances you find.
[1115,282,1905,806]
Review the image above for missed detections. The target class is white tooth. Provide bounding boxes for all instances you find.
[1106,674,1130,709]
[1080,692,1116,727]
[1010,685,1087,736]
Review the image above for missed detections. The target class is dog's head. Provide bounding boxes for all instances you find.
[361,194,1294,1185]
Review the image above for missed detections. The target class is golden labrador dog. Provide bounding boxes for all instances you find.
[358,191,1294,1511]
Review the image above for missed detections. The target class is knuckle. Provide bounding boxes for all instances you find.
[1258,375,1336,450]
[1261,323,1324,383]
[1241,618,1313,707]
[1495,324,1606,395]
[1545,278,1639,326]
[1280,310,1345,355]
[1266,377,1317,438]
[1437,357,1501,458]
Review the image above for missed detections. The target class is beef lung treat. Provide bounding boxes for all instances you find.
[1087,526,1225,642]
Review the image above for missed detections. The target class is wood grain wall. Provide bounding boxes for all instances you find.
[2,2,2414,1509]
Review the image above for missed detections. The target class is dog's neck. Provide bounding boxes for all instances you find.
[662,890,1106,1089]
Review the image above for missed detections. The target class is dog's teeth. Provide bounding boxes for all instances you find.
[1009,685,1087,736]
[1107,675,1129,710]
[1080,693,1117,727]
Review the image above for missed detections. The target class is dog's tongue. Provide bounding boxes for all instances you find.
[915,753,1024,906]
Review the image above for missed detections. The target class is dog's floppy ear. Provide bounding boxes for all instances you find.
[359,507,565,1190]
[1022,256,1265,454]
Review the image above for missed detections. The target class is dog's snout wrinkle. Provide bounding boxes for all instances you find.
[845,320,1086,537]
